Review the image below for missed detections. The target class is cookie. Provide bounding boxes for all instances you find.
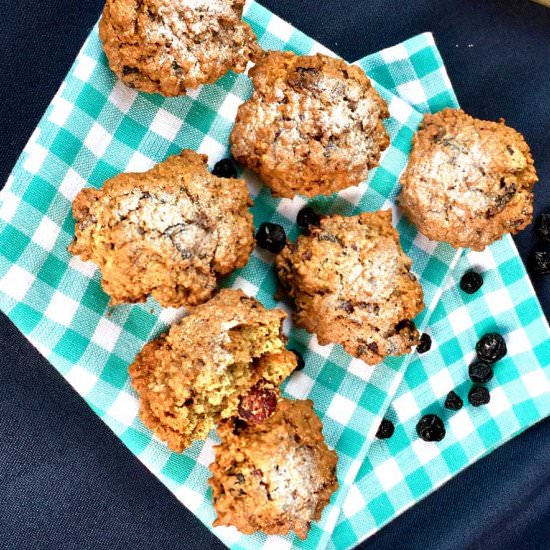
[69,150,254,308]
[230,51,390,198]
[129,289,297,452]
[275,211,424,365]
[99,0,260,96]
[399,108,538,250]
[209,399,338,540]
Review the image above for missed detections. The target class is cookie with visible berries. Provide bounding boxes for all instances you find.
[210,399,338,540]
[69,150,254,308]
[275,210,424,365]
[99,0,260,96]
[400,109,538,251]
[230,51,389,198]
[129,289,297,452]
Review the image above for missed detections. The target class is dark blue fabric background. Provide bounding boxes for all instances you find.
[0,1,548,549]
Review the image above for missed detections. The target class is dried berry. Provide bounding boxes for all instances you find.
[534,213,550,243]
[444,391,463,411]
[238,380,279,424]
[290,349,305,371]
[468,359,494,384]
[122,65,140,76]
[297,206,321,231]
[468,385,490,407]
[375,419,395,440]
[416,414,445,442]
[417,333,432,354]
[476,333,507,364]
[255,222,286,253]
[212,158,238,179]
[530,251,550,276]
[460,270,483,294]
[396,319,415,332]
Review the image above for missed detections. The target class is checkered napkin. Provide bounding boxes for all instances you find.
[0,2,548,549]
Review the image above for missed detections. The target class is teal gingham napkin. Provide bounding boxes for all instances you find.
[0,2,548,549]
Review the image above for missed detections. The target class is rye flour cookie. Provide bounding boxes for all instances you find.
[99,0,260,96]
[230,51,390,198]
[129,289,297,452]
[399,108,538,250]
[69,150,254,308]
[210,398,338,540]
[275,211,424,365]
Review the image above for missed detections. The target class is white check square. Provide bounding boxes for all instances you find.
[374,457,404,491]
[150,109,183,142]
[45,291,79,326]
[326,394,356,425]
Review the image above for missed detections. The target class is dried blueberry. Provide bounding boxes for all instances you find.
[255,222,286,253]
[534,213,550,243]
[122,65,140,76]
[396,319,415,332]
[417,333,432,354]
[297,206,321,231]
[416,414,446,442]
[460,270,483,294]
[530,250,550,276]
[468,385,490,407]
[468,359,494,384]
[444,391,463,411]
[476,333,507,364]
[212,158,238,179]
[375,419,395,440]
[290,349,305,371]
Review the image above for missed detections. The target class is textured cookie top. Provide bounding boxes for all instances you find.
[69,150,254,308]
[99,0,259,96]
[129,289,297,452]
[276,211,424,364]
[400,109,538,250]
[230,51,390,198]
[210,399,338,540]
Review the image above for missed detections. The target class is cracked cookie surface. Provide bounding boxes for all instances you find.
[399,108,538,251]
[230,51,390,198]
[275,211,424,365]
[99,0,260,96]
[129,289,297,452]
[210,398,338,540]
[69,150,254,308]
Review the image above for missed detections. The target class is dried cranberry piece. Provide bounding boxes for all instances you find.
[238,380,278,424]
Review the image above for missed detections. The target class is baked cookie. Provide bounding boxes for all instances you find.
[99,0,260,96]
[399,108,538,250]
[69,150,254,308]
[129,289,297,452]
[209,399,338,540]
[275,211,424,365]
[230,51,390,198]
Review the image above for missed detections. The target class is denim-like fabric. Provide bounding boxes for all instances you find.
[0,1,548,549]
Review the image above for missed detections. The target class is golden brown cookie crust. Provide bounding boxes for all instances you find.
[399,108,538,251]
[275,211,424,365]
[230,51,390,198]
[69,150,254,308]
[209,399,338,540]
[129,289,297,452]
[99,0,260,96]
